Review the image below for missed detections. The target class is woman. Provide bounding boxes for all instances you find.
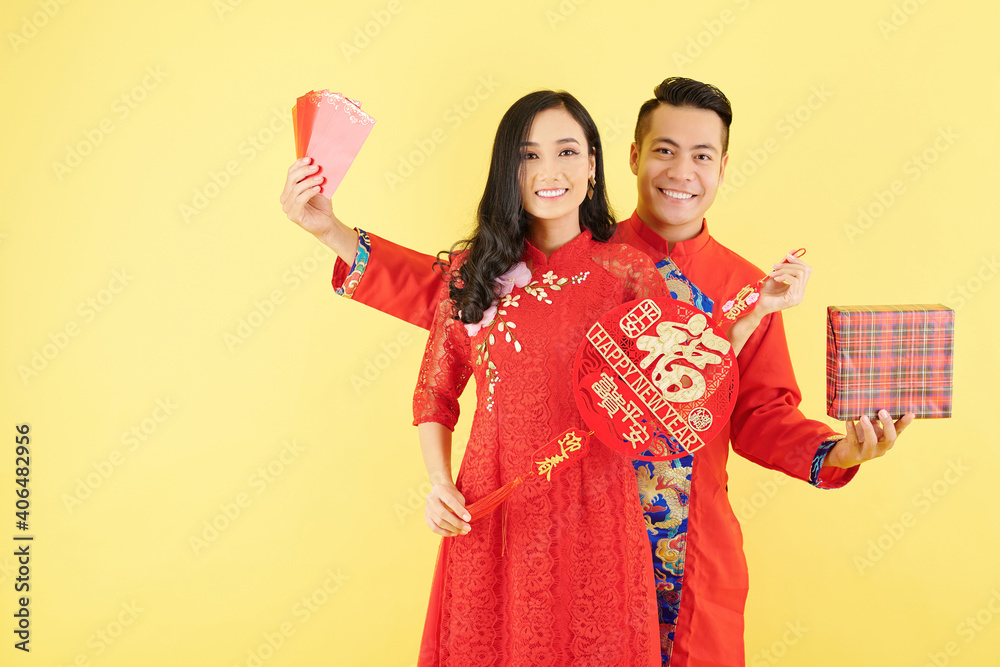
[409,91,667,665]
[281,90,803,666]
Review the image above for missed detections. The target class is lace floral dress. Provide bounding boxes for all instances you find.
[413,230,669,666]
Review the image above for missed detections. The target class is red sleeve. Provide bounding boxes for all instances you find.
[331,230,444,330]
[412,294,473,430]
[592,243,672,301]
[729,311,858,489]
[633,262,672,301]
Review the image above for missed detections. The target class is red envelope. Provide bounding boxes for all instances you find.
[292,90,376,196]
[293,90,317,159]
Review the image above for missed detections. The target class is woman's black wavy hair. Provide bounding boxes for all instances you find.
[438,89,617,324]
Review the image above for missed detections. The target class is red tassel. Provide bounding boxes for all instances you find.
[467,476,524,522]
[464,428,592,523]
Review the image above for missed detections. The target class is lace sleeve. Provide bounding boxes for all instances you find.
[412,294,474,430]
[591,243,670,300]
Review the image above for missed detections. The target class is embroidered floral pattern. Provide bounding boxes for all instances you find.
[474,306,522,411]
[524,271,568,303]
[473,267,589,410]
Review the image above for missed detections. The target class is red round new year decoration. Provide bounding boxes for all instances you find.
[573,297,739,461]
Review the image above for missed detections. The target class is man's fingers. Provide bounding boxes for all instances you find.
[895,413,915,437]
[858,415,880,459]
[782,253,812,270]
[769,270,808,291]
[845,419,858,445]
[768,266,807,286]
[876,409,897,448]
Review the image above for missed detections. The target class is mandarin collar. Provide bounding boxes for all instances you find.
[524,227,592,267]
[626,210,711,257]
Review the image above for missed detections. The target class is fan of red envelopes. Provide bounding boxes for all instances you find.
[292,90,376,196]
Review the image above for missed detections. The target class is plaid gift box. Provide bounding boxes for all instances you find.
[826,305,954,420]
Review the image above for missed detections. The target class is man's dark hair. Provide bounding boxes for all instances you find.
[633,77,733,154]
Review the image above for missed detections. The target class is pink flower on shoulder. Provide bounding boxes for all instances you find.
[462,262,529,337]
[464,304,497,337]
[496,262,532,297]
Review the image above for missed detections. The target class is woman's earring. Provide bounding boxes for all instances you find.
[587,175,596,200]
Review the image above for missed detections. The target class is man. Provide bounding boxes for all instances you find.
[280,77,912,666]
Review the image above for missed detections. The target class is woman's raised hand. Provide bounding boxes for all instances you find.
[425,480,472,538]
[280,157,335,238]
[280,157,360,262]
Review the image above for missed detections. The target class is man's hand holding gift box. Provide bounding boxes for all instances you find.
[823,304,954,468]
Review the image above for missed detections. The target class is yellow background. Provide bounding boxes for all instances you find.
[2,0,998,665]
